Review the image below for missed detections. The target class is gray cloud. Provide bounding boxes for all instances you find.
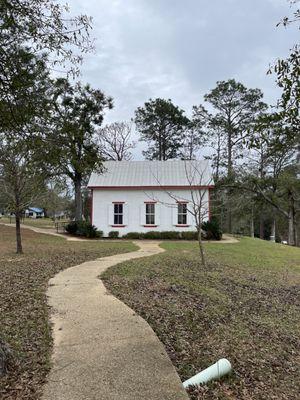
[70,0,299,157]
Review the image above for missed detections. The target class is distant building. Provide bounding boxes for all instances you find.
[88,160,214,237]
[25,207,45,219]
[52,211,69,220]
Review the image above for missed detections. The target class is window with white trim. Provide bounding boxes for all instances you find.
[178,203,187,225]
[114,203,123,225]
[145,203,155,225]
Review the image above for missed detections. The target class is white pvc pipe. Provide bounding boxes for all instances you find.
[183,358,232,388]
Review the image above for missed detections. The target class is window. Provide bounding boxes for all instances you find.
[114,203,123,225]
[178,203,187,225]
[145,203,155,225]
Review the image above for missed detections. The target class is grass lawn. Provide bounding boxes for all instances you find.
[0,225,137,400]
[102,237,300,400]
[0,217,66,230]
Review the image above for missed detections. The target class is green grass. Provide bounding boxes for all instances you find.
[0,225,137,400]
[0,216,64,229]
[102,237,300,400]
[163,238,300,270]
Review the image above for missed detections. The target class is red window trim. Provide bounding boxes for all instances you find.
[111,224,126,227]
[144,201,157,204]
[112,201,125,204]
[175,224,190,227]
[143,225,158,228]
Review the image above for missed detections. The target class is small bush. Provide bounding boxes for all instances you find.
[181,231,198,240]
[123,231,185,240]
[123,232,144,239]
[143,231,162,240]
[108,231,119,239]
[201,217,222,240]
[160,231,181,240]
[122,230,212,241]
[65,221,102,238]
[64,221,78,235]
[75,221,88,237]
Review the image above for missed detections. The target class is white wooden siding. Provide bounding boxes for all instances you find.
[93,189,210,237]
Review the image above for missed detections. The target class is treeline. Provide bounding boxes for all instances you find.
[0,0,299,253]
[132,79,299,246]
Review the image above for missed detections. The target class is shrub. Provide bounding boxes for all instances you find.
[143,231,162,240]
[181,231,198,240]
[82,222,103,238]
[75,221,88,237]
[64,221,78,235]
[65,221,102,238]
[108,231,119,239]
[123,232,144,239]
[160,231,181,240]
[201,217,222,240]
[123,230,204,240]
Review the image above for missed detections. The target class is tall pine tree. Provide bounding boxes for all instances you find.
[134,98,189,160]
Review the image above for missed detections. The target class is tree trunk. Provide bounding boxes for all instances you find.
[227,142,233,178]
[288,215,295,246]
[227,199,232,234]
[270,219,276,242]
[197,227,206,268]
[250,209,255,238]
[287,191,295,246]
[162,140,166,161]
[15,211,23,254]
[215,150,220,182]
[226,130,233,233]
[215,133,221,182]
[259,214,264,240]
[74,176,83,221]
[158,130,162,160]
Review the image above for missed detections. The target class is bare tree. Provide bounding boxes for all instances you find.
[97,122,135,161]
[40,178,71,220]
[182,161,212,267]
[148,161,213,267]
[0,140,47,253]
[182,125,203,160]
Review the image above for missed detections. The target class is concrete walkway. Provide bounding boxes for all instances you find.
[42,241,188,400]
[2,223,239,244]
[2,223,94,241]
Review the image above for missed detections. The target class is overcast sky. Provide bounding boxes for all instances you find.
[70,0,298,158]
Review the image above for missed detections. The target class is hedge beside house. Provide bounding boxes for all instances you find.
[65,221,103,238]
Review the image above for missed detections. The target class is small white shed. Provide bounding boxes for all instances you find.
[87,160,214,237]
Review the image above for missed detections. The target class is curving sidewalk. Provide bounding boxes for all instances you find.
[2,223,89,241]
[3,223,238,244]
[42,241,188,400]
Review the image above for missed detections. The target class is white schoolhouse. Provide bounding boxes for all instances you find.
[88,160,214,237]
